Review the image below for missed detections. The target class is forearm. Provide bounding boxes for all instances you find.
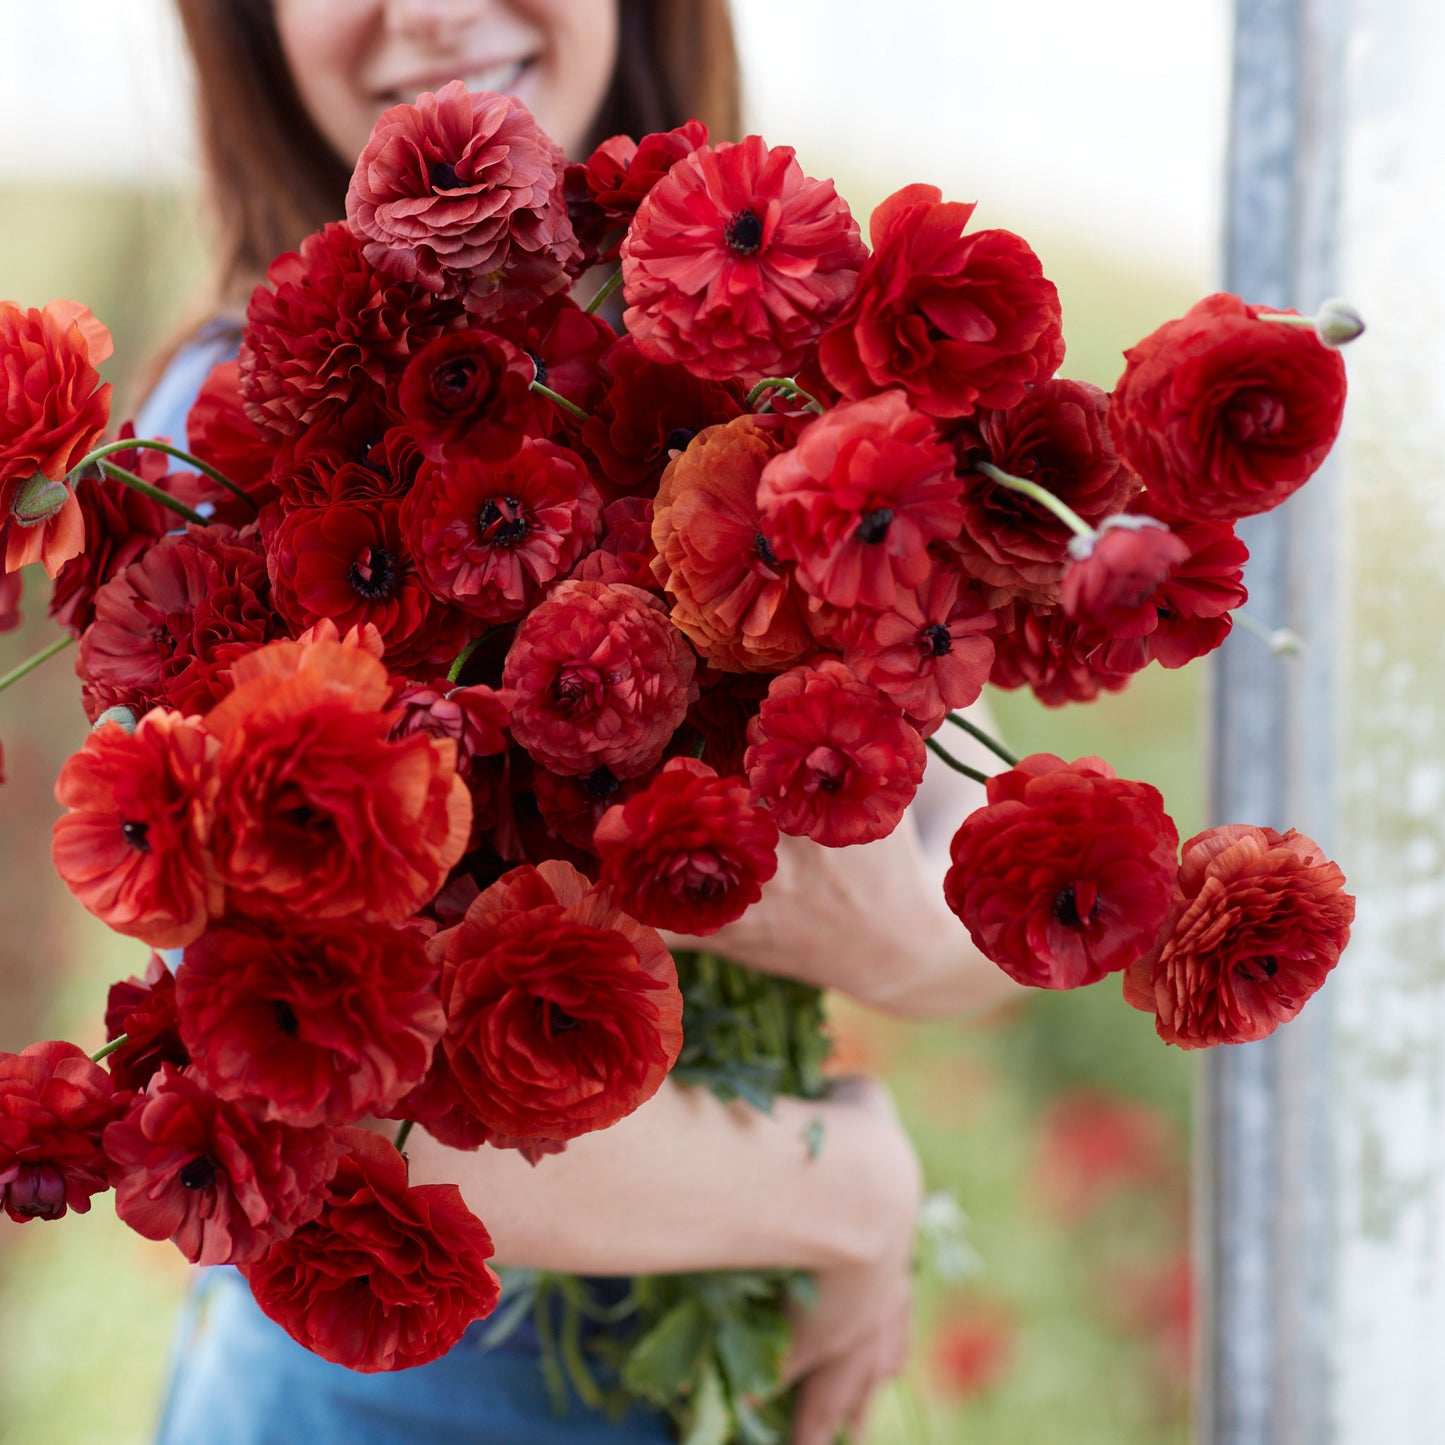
[401,1076,920,1275]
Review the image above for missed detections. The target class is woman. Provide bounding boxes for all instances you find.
[141,4,1021,1442]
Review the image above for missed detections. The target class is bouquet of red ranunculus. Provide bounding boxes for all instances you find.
[1,78,1358,1434]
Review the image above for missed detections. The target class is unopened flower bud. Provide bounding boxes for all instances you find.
[1314,299,1365,348]
[93,706,139,734]
[8,472,71,526]
[1,1163,68,1220]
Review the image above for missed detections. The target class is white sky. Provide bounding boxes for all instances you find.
[0,0,1229,279]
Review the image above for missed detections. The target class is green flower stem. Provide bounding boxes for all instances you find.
[75,437,256,514]
[393,1119,414,1154]
[0,634,75,694]
[944,711,1019,767]
[530,380,592,423]
[924,735,992,787]
[447,635,486,685]
[96,461,208,526]
[745,377,825,414]
[90,1033,130,1064]
[976,461,1095,542]
[583,268,624,315]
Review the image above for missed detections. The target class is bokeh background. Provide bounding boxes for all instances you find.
[0,2,1229,1440]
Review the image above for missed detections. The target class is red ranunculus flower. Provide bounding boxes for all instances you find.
[103,954,189,1092]
[837,566,997,735]
[621,135,866,382]
[570,496,659,589]
[531,763,651,853]
[1123,824,1354,1048]
[1109,292,1348,523]
[242,1126,499,1372]
[239,221,465,442]
[944,754,1180,988]
[52,711,219,949]
[389,682,512,779]
[745,659,925,846]
[593,757,780,934]
[347,82,579,315]
[949,379,1140,604]
[758,391,962,612]
[201,636,471,926]
[433,860,683,1147]
[579,336,749,501]
[819,184,1064,418]
[177,918,444,1128]
[504,579,697,778]
[0,1041,120,1222]
[652,415,816,673]
[402,441,603,622]
[1061,516,1191,638]
[1,300,113,576]
[397,328,535,462]
[988,598,1140,707]
[104,1063,339,1265]
[270,420,412,511]
[572,120,709,260]
[492,293,617,437]
[77,523,282,722]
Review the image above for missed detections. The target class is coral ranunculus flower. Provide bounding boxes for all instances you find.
[104,1063,340,1266]
[593,757,780,934]
[347,82,579,315]
[652,416,816,673]
[52,712,219,949]
[621,135,866,382]
[243,1127,500,1373]
[944,754,1180,988]
[1109,292,1348,523]
[820,183,1065,418]
[1123,824,1354,1048]
[745,659,926,847]
[201,636,471,926]
[433,860,683,1147]
[0,1041,120,1222]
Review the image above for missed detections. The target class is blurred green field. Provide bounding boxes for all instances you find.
[0,182,1201,1445]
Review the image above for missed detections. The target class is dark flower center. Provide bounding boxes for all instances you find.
[478,497,530,548]
[1224,389,1284,442]
[179,1156,218,1192]
[526,351,548,386]
[754,532,778,567]
[725,208,765,255]
[349,546,400,600]
[356,438,390,479]
[581,767,621,802]
[664,426,696,453]
[121,820,151,853]
[429,160,468,193]
[546,1002,583,1035]
[1052,885,1101,930]
[435,358,478,398]
[150,624,176,657]
[273,1001,300,1037]
[855,508,895,545]
[921,623,953,657]
[1237,955,1280,982]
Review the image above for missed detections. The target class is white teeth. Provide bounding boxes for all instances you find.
[460,61,526,95]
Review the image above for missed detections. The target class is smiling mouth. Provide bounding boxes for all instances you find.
[380,58,534,108]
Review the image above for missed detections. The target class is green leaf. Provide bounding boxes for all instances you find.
[733,1392,787,1445]
[681,1360,733,1445]
[716,1308,789,1401]
[622,1297,711,1406]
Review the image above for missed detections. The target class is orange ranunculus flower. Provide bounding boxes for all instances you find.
[200,635,471,924]
[1,300,113,576]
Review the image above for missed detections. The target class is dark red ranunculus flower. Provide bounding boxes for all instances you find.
[1109,292,1348,523]
[569,496,659,589]
[988,598,1141,707]
[347,81,579,315]
[397,328,535,462]
[680,667,773,777]
[242,1126,499,1372]
[104,1063,339,1265]
[948,379,1141,604]
[621,135,866,382]
[177,918,444,1128]
[745,659,925,846]
[270,420,412,512]
[264,498,474,673]
[531,762,651,853]
[240,221,465,442]
[103,953,189,1092]
[492,293,617,437]
[0,1041,120,1222]
[944,753,1180,989]
[433,860,683,1147]
[185,359,278,520]
[593,757,780,934]
[201,635,471,926]
[52,712,219,949]
[1061,517,1192,638]
[1123,824,1354,1048]
[77,523,282,722]
[837,566,997,735]
[819,183,1064,418]
[579,336,749,501]
[652,415,816,673]
[758,391,962,612]
[504,579,697,778]
[401,441,603,622]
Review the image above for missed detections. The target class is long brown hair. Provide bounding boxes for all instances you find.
[174,0,741,313]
